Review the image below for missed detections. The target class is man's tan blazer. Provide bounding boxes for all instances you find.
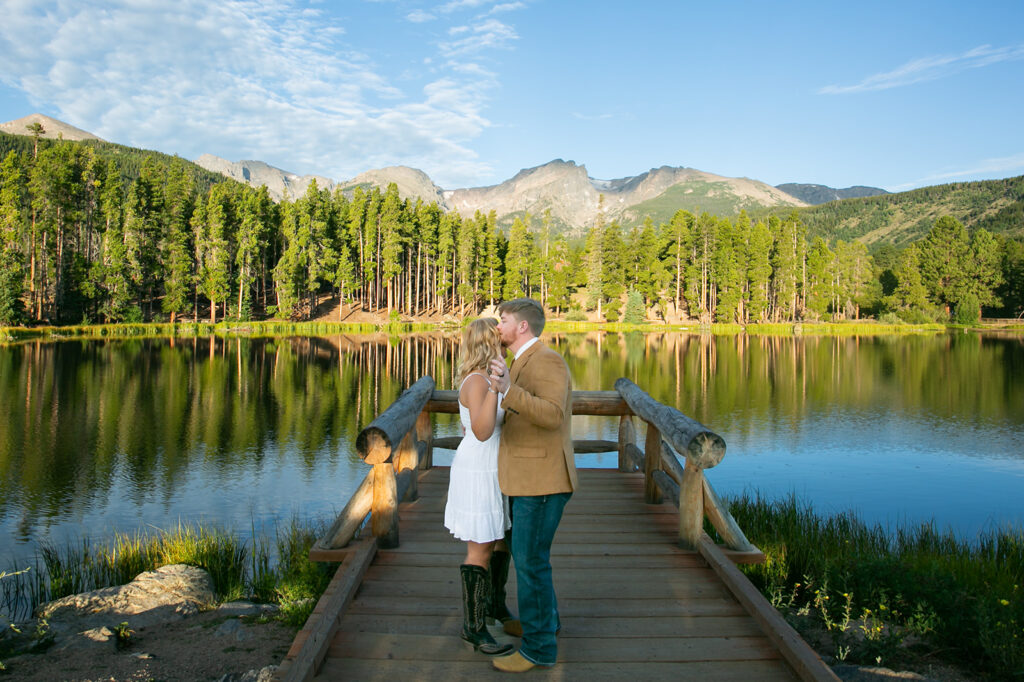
[498,341,577,496]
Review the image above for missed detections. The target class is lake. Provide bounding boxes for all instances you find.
[2,331,1022,574]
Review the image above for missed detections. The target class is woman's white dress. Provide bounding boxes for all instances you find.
[444,374,511,543]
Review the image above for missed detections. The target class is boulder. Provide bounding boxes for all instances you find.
[38,564,215,636]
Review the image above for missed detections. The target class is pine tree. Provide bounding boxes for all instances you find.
[0,152,28,324]
[504,216,531,299]
[884,243,930,315]
[804,237,834,320]
[745,220,772,322]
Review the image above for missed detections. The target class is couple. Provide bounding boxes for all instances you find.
[443,298,577,673]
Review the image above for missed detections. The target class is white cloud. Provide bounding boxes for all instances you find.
[489,2,525,14]
[440,18,517,56]
[0,0,508,187]
[820,43,1024,94]
[891,152,1024,191]
[406,9,435,23]
[572,112,615,121]
[439,0,490,13]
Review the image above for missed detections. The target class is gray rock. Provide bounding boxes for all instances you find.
[37,564,215,647]
[214,665,278,682]
[217,600,278,617]
[53,625,116,652]
[832,664,930,681]
[214,618,253,641]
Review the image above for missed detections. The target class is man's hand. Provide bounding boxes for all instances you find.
[488,357,511,393]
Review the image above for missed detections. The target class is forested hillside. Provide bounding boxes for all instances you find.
[763,175,1024,247]
[1,135,1022,327]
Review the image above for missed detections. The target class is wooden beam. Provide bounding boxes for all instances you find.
[703,477,756,553]
[660,440,685,484]
[572,439,619,453]
[415,411,433,469]
[623,442,644,472]
[395,431,418,501]
[617,415,635,472]
[357,376,436,464]
[371,462,399,548]
[280,537,377,682]
[615,377,725,469]
[433,436,620,454]
[314,469,374,552]
[698,535,839,682]
[425,389,632,416]
[643,422,662,504]
[679,457,704,549]
[652,469,679,507]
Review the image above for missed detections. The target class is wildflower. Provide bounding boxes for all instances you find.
[1000,599,1010,606]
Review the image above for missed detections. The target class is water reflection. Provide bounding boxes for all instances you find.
[1,331,1023,568]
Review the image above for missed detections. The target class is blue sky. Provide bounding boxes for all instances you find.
[1,0,1022,192]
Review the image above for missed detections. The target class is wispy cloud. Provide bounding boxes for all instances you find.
[891,152,1024,191]
[440,18,518,56]
[489,2,525,14]
[0,0,521,186]
[406,9,436,23]
[572,112,615,121]
[439,0,490,13]
[820,43,1024,94]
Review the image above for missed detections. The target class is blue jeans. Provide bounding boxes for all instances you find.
[509,492,571,666]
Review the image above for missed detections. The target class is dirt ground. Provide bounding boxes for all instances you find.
[2,609,293,682]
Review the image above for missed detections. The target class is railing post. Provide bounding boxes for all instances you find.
[678,456,705,549]
[643,422,662,504]
[371,462,399,548]
[415,410,433,469]
[395,430,418,501]
[617,415,635,472]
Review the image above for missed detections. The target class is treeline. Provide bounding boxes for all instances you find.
[1,135,1023,327]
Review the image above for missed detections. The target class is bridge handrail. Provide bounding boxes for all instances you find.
[324,376,758,558]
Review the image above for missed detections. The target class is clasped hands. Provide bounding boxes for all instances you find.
[488,358,511,394]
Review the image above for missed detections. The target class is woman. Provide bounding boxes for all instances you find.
[444,317,515,656]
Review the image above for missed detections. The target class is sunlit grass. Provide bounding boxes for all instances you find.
[0,519,334,629]
[728,492,1023,678]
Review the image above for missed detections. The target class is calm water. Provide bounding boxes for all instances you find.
[1,331,1023,573]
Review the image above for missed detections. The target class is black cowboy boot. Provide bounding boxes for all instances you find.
[460,564,514,656]
[488,550,523,637]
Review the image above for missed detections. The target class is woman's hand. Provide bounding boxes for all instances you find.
[488,358,511,393]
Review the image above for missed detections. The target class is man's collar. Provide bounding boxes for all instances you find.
[513,336,539,360]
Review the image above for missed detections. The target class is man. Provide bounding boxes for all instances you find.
[487,297,577,673]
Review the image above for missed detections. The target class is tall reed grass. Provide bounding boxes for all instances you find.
[727,492,1023,678]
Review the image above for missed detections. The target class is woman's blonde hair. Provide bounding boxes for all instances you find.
[456,317,502,384]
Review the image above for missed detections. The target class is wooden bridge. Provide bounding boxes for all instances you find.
[275,377,838,681]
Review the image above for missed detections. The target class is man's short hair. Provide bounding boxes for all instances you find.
[498,298,546,336]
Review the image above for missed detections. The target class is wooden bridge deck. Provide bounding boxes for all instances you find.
[290,467,820,681]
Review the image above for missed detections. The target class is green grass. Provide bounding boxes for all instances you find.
[0,520,335,629]
[728,493,1024,679]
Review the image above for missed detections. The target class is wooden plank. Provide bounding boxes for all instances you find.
[370,551,709,570]
[354,578,733,600]
[318,657,797,681]
[338,613,766,638]
[698,535,839,682]
[329,632,781,663]
[360,564,718,584]
[345,595,748,618]
[378,540,701,556]
[281,536,377,682]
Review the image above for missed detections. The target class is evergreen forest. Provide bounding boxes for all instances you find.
[1,131,1022,327]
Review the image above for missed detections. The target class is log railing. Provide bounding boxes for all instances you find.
[312,375,760,561]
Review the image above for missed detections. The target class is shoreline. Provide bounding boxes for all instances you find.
[4,318,1018,343]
